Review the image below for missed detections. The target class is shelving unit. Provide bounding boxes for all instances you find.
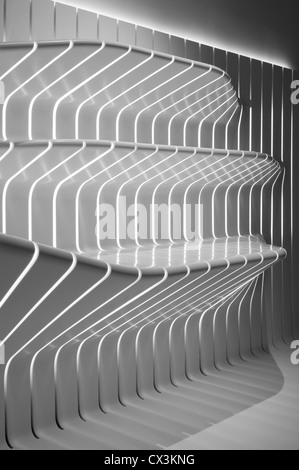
[0,0,296,451]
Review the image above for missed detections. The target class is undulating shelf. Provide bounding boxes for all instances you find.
[0,37,286,450]
[0,140,282,258]
[0,41,240,147]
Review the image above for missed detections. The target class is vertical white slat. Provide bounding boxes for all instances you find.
[261,62,276,346]
[214,47,226,71]
[153,31,170,54]
[226,52,240,150]
[271,65,284,344]
[0,0,4,42]
[5,0,31,42]
[239,55,251,151]
[98,14,117,42]
[292,70,299,337]
[212,48,228,149]
[227,52,239,96]
[200,44,213,66]
[77,9,97,40]
[31,0,55,41]
[55,2,76,40]
[118,20,136,45]
[251,59,262,153]
[170,35,185,58]
[281,68,294,340]
[136,26,153,50]
[185,40,200,62]
[262,62,272,155]
[273,66,283,162]
[250,60,263,240]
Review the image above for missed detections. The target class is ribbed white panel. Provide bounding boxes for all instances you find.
[0,0,296,451]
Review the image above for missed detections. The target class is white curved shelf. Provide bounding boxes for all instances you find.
[0,232,285,448]
[0,41,240,148]
[0,140,282,257]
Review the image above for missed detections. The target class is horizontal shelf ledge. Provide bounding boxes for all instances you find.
[0,140,282,255]
[0,139,281,164]
[91,235,286,272]
[0,41,240,147]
